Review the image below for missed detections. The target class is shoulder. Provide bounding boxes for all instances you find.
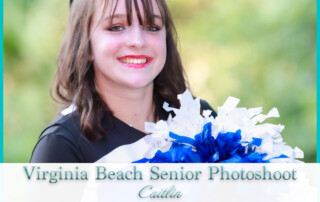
[42,108,83,143]
[200,99,217,118]
[30,108,85,163]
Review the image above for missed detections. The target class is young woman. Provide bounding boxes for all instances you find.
[30,0,216,163]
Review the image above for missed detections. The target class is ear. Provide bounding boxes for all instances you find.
[89,55,94,61]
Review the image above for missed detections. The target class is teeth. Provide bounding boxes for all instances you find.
[121,57,148,64]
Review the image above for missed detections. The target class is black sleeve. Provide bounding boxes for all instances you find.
[30,127,84,163]
[200,99,217,118]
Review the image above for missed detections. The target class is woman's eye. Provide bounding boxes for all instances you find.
[144,25,161,32]
[107,25,125,32]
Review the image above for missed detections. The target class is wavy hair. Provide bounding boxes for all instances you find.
[53,0,188,141]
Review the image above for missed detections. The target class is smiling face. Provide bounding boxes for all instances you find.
[90,0,167,91]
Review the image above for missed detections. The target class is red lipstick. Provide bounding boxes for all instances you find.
[117,55,153,68]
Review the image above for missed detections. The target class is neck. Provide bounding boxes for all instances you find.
[97,83,155,133]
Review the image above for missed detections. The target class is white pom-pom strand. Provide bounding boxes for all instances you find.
[144,89,303,162]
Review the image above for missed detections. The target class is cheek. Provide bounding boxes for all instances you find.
[150,34,167,63]
[91,33,123,60]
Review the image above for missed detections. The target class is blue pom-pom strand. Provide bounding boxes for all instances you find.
[134,122,289,163]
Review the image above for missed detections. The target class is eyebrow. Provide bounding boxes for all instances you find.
[104,14,163,22]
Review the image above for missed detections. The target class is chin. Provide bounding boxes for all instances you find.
[123,77,154,89]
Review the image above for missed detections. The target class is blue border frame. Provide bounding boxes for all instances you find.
[317,0,319,163]
[0,1,317,164]
[0,0,3,163]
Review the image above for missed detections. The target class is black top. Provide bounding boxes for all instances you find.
[30,100,216,163]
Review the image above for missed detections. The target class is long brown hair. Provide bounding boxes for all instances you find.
[53,0,188,141]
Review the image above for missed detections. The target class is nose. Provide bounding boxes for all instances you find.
[126,25,147,48]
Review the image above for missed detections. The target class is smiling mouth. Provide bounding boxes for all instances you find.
[119,58,149,64]
[117,55,153,68]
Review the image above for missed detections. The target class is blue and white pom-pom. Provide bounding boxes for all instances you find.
[136,90,303,163]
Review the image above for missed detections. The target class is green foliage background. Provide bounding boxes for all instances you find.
[4,0,316,162]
